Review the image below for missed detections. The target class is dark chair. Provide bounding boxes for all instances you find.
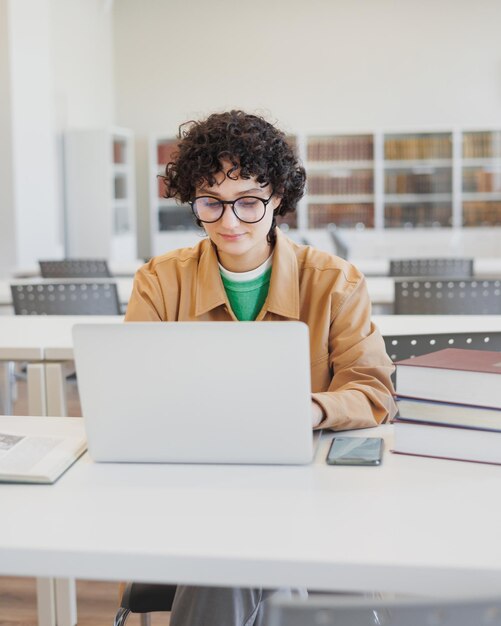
[267,594,501,626]
[389,258,474,278]
[384,330,501,363]
[39,259,112,278]
[394,278,501,314]
[10,281,121,315]
[114,583,177,626]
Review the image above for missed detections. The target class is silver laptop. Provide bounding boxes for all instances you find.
[72,322,313,464]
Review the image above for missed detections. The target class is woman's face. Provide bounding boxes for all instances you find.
[195,162,280,273]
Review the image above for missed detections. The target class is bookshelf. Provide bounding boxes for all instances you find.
[305,134,375,228]
[64,128,137,261]
[461,130,501,226]
[383,132,453,228]
[148,129,501,250]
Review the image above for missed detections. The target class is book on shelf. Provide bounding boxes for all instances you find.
[157,141,178,166]
[0,430,86,484]
[113,140,125,164]
[308,203,374,228]
[307,136,373,162]
[392,417,501,465]
[384,134,452,161]
[463,201,501,226]
[463,131,501,159]
[395,348,501,409]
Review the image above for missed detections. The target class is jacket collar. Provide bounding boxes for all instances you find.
[195,228,300,320]
[263,228,300,319]
[195,239,229,317]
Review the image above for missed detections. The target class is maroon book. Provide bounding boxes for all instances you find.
[395,348,501,409]
[396,348,501,374]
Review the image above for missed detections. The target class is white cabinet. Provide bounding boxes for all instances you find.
[64,128,137,261]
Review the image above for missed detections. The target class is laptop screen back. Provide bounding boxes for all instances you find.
[73,322,313,465]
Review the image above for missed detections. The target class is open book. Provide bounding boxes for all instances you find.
[0,430,86,484]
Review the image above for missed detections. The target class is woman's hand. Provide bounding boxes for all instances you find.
[311,400,324,428]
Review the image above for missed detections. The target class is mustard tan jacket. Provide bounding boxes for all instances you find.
[125,228,397,430]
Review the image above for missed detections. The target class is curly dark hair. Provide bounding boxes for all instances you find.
[160,110,306,245]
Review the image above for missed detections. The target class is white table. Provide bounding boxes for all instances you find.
[0,316,123,416]
[374,314,501,336]
[0,416,85,626]
[2,418,501,614]
[2,314,501,417]
[0,315,116,623]
[1,313,500,624]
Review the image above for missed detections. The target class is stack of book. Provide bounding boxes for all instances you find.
[392,348,501,465]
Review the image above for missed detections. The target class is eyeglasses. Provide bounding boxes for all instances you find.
[189,193,274,224]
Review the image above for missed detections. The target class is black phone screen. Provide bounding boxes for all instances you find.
[326,436,383,466]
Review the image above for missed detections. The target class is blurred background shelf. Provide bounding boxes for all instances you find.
[148,128,501,247]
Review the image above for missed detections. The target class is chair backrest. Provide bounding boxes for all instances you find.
[394,278,501,314]
[384,331,501,363]
[389,257,474,278]
[10,281,121,315]
[268,595,501,626]
[120,582,177,612]
[39,259,111,278]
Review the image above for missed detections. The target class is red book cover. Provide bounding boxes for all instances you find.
[396,348,501,375]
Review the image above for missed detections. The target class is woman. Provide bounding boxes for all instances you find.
[125,110,397,625]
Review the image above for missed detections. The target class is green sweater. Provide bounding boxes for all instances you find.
[221,267,272,321]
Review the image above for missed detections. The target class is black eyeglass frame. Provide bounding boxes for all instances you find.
[189,192,275,224]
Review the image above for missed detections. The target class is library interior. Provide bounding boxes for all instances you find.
[1,1,501,626]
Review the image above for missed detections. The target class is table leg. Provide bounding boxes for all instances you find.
[0,361,14,414]
[29,365,76,626]
[45,363,68,417]
[55,578,77,626]
[36,578,56,626]
[27,363,47,416]
[47,368,76,626]
[29,368,55,626]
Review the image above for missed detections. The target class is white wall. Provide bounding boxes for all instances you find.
[50,0,114,131]
[49,0,115,258]
[0,0,115,275]
[113,0,501,133]
[113,0,501,255]
[0,1,16,275]
[1,0,61,275]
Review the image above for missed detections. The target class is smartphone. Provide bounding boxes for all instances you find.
[326,436,383,466]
